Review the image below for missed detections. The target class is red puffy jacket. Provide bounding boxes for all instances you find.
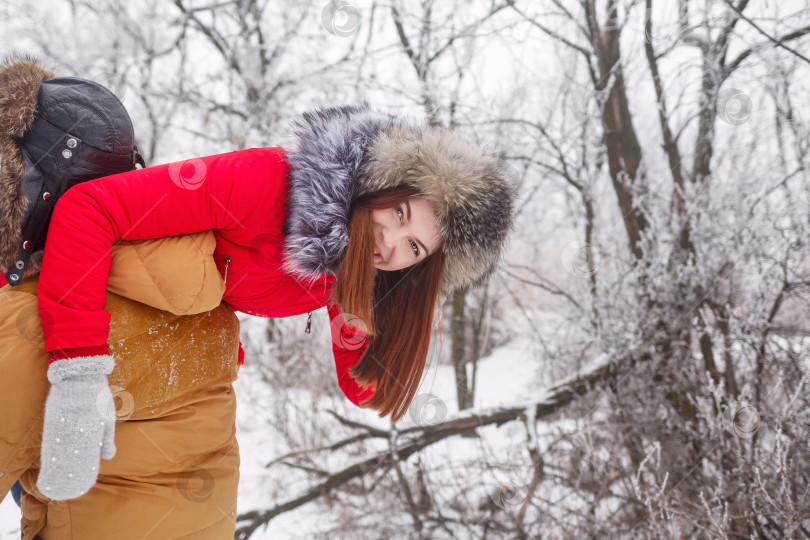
[32,147,374,406]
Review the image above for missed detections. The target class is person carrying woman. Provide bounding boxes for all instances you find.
[1,56,251,536]
[3,57,517,509]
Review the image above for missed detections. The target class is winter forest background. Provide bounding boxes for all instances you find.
[1,0,810,538]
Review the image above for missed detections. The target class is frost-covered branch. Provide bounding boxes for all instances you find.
[234,355,610,538]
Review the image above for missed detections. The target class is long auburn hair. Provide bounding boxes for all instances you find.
[330,184,445,423]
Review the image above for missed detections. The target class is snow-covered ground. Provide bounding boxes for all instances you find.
[0,496,19,539]
[1,332,554,539]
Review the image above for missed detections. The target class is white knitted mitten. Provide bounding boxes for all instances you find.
[36,355,116,501]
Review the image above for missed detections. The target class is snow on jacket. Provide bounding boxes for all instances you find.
[1,236,242,536]
[35,147,374,406]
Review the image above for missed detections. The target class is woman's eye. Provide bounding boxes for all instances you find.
[395,207,418,256]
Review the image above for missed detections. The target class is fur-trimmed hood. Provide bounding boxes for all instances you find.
[280,103,516,297]
[0,53,54,277]
[279,104,397,284]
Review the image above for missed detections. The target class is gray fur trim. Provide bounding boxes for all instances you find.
[280,103,396,286]
[47,354,115,384]
[280,103,516,297]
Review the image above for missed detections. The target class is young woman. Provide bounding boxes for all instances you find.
[27,99,516,502]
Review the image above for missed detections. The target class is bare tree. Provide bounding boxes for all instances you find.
[498,0,810,537]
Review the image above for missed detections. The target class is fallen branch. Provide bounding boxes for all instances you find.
[235,355,611,539]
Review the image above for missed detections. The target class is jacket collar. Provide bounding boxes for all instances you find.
[279,104,395,285]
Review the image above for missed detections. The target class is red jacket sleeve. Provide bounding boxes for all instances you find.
[327,303,375,407]
[37,148,286,356]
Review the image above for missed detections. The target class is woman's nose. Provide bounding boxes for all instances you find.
[380,227,396,248]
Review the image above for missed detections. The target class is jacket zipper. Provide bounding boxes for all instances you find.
[222,255,311,333]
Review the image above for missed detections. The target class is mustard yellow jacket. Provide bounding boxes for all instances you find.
[0,232,241,539]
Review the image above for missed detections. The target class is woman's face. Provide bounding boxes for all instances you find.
[371,196,442,271]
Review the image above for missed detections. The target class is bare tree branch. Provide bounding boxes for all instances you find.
[234,357,611,538]
[722,0,810,71]
[643,0,692,256]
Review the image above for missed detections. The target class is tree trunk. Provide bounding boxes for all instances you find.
[451,288,473,410]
